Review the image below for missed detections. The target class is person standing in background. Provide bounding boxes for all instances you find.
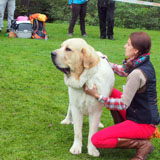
[0,0,16,33]
[68,0,88,37]
[98,0,115,40]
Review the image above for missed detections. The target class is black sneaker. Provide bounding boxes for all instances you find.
[0,30,2,33]
[100,35,106,39]
[82,34,88,37]
[68,33,73,37]
[6,29,10,33]
[108,35,115,40]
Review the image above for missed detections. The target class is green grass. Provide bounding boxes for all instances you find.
[0,22,160,160]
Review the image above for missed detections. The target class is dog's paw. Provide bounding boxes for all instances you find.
[88,146,100,157]
[61,118,73,125]
[98,122,104,128]
[70,144,82,155]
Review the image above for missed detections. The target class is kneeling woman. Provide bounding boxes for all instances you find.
[84,32,160,160]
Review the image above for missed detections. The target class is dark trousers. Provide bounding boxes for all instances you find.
[68,2,87,35]
[98,1,115,37]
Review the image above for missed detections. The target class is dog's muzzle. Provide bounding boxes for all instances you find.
[51,51,70,75]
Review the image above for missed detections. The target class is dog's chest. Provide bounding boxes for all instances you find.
[68,88,101,115]
[67,58,114,115]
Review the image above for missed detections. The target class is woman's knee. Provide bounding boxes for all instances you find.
[91,133,118,148]
[110,88,122,98]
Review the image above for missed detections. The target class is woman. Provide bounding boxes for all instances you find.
[68,0,88,37]
[84,32,160,160]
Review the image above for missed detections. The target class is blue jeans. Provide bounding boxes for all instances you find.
[0,0,15,30]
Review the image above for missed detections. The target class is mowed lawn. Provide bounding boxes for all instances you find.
[0,22,160,160]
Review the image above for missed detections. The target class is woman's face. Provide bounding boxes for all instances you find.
[124,38,139,58]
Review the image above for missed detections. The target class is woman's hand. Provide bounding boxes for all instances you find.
[83,84,100,99]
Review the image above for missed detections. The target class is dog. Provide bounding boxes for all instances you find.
[51,38,114,157]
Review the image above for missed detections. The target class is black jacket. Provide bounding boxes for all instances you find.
[126,57,160,125]
[98,0,113,7]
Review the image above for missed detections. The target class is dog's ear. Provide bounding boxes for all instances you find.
[82,45,100,69]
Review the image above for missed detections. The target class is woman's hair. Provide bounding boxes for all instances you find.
[130,32,151,55]
[125,32,151,72]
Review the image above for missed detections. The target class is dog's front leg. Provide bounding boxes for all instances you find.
[87,111,102,157]
[70,106,83,155]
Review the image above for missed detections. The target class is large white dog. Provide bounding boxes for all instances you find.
[51,38,114,157]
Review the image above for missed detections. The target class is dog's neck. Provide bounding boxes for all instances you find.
[64,59,102,89]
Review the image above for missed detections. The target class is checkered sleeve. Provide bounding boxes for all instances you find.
[110,63,127,77]
[99,96,128,110]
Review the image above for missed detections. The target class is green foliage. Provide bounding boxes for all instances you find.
[15,0,49,17]
[16,5,28,15]
[0,22,160,160]
[14,0,160,30]
[45,0,71,22]
[85,0,99,25]
[114,3,160,30]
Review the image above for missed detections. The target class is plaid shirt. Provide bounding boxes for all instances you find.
[99,97,128,110]
[110,63,127,77]
[98,63,128,110]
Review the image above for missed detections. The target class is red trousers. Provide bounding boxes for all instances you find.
[91,88,156,148]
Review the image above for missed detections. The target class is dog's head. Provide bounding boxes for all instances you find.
[51,38,100,79]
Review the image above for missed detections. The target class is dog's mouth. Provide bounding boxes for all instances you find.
[51,53,70,75]
[55,65,70,75]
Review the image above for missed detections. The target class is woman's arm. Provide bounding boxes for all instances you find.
[68,0,72,5]
[98,96,128,110]
[84,69,147,111]
[121,69,147,106]
[95,52,127,77]
[84,85,128,110]
[110,63,128,77]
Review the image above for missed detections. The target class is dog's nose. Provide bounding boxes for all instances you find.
[51,51,56,58]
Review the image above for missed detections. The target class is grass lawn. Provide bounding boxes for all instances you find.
[0,22,160,160]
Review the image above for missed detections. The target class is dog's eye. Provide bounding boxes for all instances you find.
[66,47,71,52]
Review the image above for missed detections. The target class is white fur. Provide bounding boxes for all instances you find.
[62,53,114,157]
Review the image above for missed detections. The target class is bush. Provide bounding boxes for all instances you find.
[114,2,160,30]
[13,0,160,30]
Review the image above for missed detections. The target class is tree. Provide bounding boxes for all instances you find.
[20,0,30,16]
